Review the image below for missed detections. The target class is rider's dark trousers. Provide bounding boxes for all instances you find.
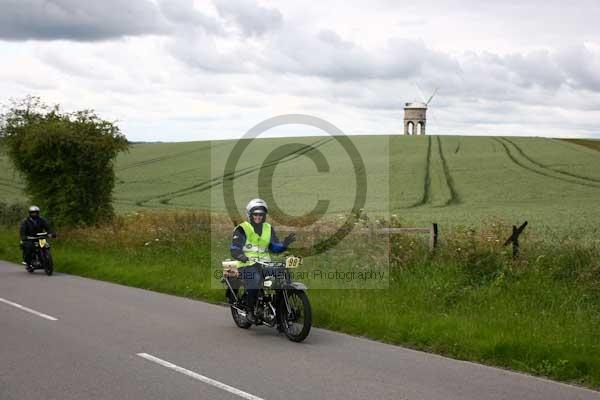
[238,264,278,311]
[21,241,34,265]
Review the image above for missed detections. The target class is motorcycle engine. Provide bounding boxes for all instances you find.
[262,304,276,324]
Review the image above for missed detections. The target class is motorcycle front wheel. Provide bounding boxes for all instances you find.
[43,252,53,276]
[280,290,312,342]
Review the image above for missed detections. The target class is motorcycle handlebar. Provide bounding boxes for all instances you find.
[255,260,285,268]
[25,233,53,240]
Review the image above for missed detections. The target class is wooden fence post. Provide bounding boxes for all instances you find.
[503,221,528,258]
[429,223,439,251]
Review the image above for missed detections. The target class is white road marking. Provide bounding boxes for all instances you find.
[0,297,58,321]
[137,353,265,400]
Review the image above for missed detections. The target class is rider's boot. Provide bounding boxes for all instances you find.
[245,301,260,324]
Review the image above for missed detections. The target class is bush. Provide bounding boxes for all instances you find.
[0,96,129,226]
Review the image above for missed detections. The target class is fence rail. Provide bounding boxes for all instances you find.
[216,223,439,251]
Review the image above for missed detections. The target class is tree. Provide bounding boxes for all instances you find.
[0,96,129,226]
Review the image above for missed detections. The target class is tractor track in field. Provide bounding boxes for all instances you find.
[501,138,600,184]
[114,198,166,209]
[117,166,212,185]
[116,142,222,172]
[405,136,432,208]
[493,138,600,190]
[454,140,461,154]
[160,137,335,204]
[137,137,335,207]
[437,136,460,205]
[159,137,333,200]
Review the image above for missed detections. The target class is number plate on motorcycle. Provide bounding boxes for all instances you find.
[285,256,302,269]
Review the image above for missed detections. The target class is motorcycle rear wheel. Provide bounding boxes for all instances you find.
[230,289,251,329]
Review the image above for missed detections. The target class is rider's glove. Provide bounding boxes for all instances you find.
[239,255,249,263]
[283,233,296,247]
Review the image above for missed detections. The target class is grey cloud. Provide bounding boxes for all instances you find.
[0,0,167,41]
[501,51,565,90]
[402,45,600,117]
[166,30,252,74]
[39,50,112,80]
[246,29,600,122]
[214,0,282,36]
[556,45,600,92]
[465,46,600,99]
[158,0,225,35]
[262,40,600,122]
[266,29,447,81]
[160,0,273,73]
[0,0,227,42]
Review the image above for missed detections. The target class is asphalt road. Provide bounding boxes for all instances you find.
[1,260,597,400]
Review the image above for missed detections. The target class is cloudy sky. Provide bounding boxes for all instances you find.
[1,0,599,141]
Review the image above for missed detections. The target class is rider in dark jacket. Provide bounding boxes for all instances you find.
[20,206,55,268]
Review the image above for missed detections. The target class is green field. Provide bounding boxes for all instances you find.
[2,135,600,240]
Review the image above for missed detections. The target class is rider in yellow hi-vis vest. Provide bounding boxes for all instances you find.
[230,198,296,322]
[236,220,272,267]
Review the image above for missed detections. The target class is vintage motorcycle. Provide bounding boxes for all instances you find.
[25,232,54,276]
[222,256,312,342]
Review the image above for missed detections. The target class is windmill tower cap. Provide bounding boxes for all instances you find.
[405,102,428,109]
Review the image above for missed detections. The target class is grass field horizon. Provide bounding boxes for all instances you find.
[2,134,600,242]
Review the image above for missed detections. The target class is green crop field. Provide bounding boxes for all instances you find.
[2,135,600,240]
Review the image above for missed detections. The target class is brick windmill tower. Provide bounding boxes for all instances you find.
[404,88,438,135]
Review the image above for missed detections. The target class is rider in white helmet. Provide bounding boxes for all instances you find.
[229,198,295,323]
